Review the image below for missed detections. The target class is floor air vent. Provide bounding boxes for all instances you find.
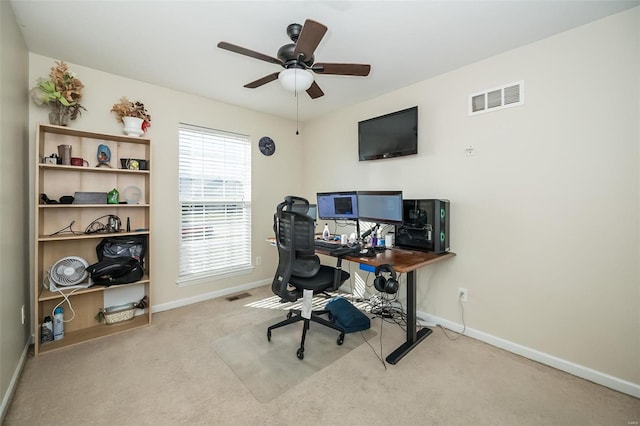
[469,81,524,116]
[226,292,252,302]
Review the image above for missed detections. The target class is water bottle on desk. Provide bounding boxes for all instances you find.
[322,224,330,240]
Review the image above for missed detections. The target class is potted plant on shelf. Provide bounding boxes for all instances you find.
[30,61,86,126]
[111,97,151,137]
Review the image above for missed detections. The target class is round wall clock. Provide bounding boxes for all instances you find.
[259,136,276,156]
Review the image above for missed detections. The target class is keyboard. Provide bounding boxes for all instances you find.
[314,239,344,249]
[329,246,361,257]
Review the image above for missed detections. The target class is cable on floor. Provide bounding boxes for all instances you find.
[438,295,466,340]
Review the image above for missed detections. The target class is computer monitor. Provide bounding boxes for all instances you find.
[307,204,317,224]
[356,191,403,224]
[316,191,358,220]
[288,201,317,224]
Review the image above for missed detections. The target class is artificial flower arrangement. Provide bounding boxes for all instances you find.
[111,97,151,132]
[30,61,86,123]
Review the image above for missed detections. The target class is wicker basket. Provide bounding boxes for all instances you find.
[97,296,147,325]
[99,302,137,325]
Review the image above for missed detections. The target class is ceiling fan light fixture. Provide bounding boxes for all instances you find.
[279,68,313,93]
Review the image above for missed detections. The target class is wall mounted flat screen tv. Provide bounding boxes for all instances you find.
[316,191,358,220]
[358,106,418,161]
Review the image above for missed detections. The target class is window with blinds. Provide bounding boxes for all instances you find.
[178,123,252,284]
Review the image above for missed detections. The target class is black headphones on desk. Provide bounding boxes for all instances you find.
[374,264,399,294]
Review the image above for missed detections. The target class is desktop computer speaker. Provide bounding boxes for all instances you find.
[374,264,399,294]
[395,199,450,253]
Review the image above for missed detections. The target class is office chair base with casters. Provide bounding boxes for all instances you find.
[267,308,345,360]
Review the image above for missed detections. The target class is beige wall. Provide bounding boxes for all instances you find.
[303,8,640,385]
[27,54,303,307]
[0,0,30,419]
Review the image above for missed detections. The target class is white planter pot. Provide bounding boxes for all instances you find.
[122,117,144,137]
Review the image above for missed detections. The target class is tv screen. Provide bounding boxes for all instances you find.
[357,191,403,225]
[358,106,418,161]
[316,192,358,220]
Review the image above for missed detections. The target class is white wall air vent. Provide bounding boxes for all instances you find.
[469,81,524,116]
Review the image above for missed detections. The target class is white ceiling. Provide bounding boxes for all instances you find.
[11,0,639,121]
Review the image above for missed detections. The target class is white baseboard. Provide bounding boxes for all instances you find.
[151,278,271,314]
[1,339,30,422]
[418,310,640,399]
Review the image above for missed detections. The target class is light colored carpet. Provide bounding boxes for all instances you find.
[4,284,639,425]
[213,314,376,403]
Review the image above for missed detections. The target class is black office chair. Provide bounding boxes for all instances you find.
[267,196,350,359]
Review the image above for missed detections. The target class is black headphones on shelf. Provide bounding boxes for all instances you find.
[373,264,399,294]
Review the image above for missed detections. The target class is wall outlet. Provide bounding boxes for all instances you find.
[255,256,261,266]
[458,288,468,302]
[21,305,25,325]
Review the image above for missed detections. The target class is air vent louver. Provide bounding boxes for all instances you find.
[504,84,521,105]
[471,95,485,113]
[487,89,502,108]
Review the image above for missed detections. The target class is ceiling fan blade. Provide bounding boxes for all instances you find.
[217,41,282,66]
[306,81,324,99]
[293,19,328,61]
[312,63,371,76]
[244,72,280,89]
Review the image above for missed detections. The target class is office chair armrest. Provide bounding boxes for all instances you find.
[271,275,302,303]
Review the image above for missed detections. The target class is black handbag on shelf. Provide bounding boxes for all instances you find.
[87,236,147,286]
[87,257,144,286]
[95,235,147,266]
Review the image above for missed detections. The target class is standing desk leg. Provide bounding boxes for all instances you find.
[385,270,432,364]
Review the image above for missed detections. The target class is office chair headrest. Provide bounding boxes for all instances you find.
[278,196,309,215]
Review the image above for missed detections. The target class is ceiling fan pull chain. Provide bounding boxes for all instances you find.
[296,90,300,135]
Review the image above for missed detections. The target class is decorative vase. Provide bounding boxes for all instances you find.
[122,116,144,137]
[49,103,71,126]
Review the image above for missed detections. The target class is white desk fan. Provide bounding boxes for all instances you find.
[46,256,92,291]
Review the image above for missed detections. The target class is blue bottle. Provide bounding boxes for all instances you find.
[53,307,64,341]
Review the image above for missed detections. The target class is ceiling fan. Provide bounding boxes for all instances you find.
[217,19,371,99]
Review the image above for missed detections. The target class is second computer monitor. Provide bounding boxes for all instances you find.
[288,201,318,225]
[357,191,404,224]
[316,191,358,220]
[307,204,317,224]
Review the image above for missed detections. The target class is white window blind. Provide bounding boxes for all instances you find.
[178,123,252,282]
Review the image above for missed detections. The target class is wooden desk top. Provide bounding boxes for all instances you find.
[341,248,456,273]
[266,237,455,273]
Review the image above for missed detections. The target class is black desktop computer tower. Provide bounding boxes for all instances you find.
[395,199,450,253]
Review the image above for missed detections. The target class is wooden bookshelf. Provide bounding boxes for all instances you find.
[34,124,152,355]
